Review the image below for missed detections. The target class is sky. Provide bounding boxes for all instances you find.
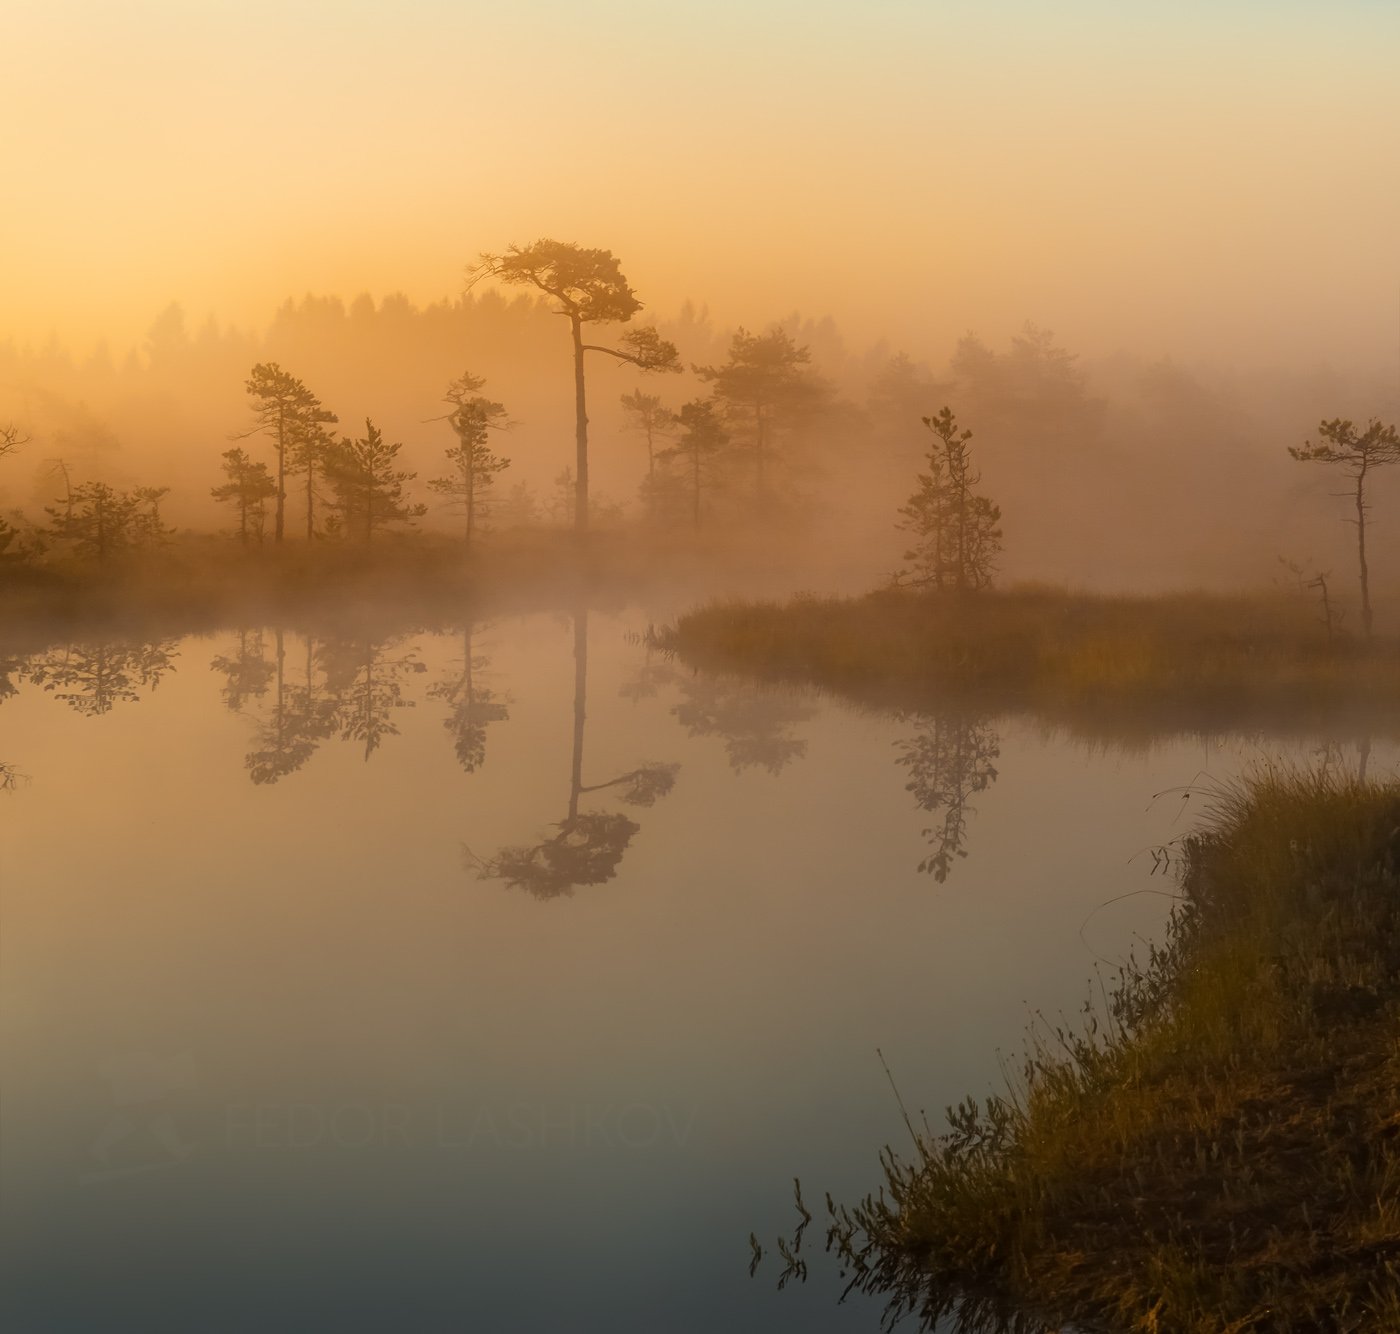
[4,0,1399,370]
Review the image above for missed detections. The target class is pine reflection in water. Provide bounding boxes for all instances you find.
[897,712,1001,883]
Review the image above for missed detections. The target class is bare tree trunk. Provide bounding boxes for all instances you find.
[1314,573,1334,643]
[274,408,286,544]
[572,316,589,537]
[754,403,767,497]
[1355,464,1372,639]
[466,462,475,553]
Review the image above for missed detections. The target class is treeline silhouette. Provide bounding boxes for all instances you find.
[2,239,1396,592]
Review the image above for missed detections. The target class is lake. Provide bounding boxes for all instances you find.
[0,599,1386,1332]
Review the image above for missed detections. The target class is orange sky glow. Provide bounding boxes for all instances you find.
[5,0,1398,371]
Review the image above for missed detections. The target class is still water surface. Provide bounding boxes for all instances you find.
[0,603,1387,1331]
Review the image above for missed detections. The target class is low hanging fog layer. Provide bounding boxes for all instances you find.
[1,291,1398,601]
[4,2,1398,608]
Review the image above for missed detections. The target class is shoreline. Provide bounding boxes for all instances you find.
[772,772,1400,1330]
[662,587,1400,744]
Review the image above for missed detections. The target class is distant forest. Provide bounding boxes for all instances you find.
[1,275,1396,593]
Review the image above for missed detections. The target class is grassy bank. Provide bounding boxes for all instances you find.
[664,587,1400,739]
[785,772,1400,1331]
[0,527,785,652]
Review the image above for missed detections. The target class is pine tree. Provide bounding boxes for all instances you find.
[659,399,728,532]
[470,240,679,534]
[242,363,336,543]
[211,447,277,546]
[695,327,826,500]
[427,372,510,550]
[620,390,676,481]
[44,480,168,562]
[324,419,426,545]
[1290,417,1400,639]
[897,407,1001,592]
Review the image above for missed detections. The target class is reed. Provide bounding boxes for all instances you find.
[772,770,1400,1331]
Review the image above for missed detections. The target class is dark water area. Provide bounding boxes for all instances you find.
[0,602,1389,1331]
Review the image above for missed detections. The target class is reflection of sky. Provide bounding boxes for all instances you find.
[0,610,1390,1330]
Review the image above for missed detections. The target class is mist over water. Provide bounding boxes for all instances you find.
[1,603,1391,1330]
[5,1,1400,1327]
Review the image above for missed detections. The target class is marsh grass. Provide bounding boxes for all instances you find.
[665,588,1400,741]
[776,771,1400,1331]
[0,527,745,651]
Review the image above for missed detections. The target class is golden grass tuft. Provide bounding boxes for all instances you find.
[787,770,1400,1331]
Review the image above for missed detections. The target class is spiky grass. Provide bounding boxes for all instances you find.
[774,770,1400,1332]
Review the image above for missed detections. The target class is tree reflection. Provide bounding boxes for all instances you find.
[236,628,427,781]
[897,712,1000,882]
[1314,736,1374,785]
[209,629,277,711]
[320,632,427,760]
[26,639,179,716]
[618,650,678,704]
[476,607,678,900]
[244,630,338,784]
[0,647,23,705]
[0,647,20,788]
[672,674,813,775]
[429,621,509,773]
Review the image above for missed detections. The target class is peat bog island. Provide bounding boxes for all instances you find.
[4,4,1400,1332]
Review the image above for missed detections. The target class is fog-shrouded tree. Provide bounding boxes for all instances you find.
[867,354,949,462]
[211,448,277,547]
[0,517,25,568]
[1289,417,1400,639]
[131,486,173,546]
[0,424,29,461]
[44,480,170,563]
[495,481,541,530]
[619,390,676,482]
[659,398,729,532]
[324,419,427,545]
[695,326,826,501]
[898,407,1002,593]
[0,428,32,564]
[950,324,1101,440]
[288,418,340,541]
[241,363,336,543]
[469,239,680,535]
[427,371,510,550]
